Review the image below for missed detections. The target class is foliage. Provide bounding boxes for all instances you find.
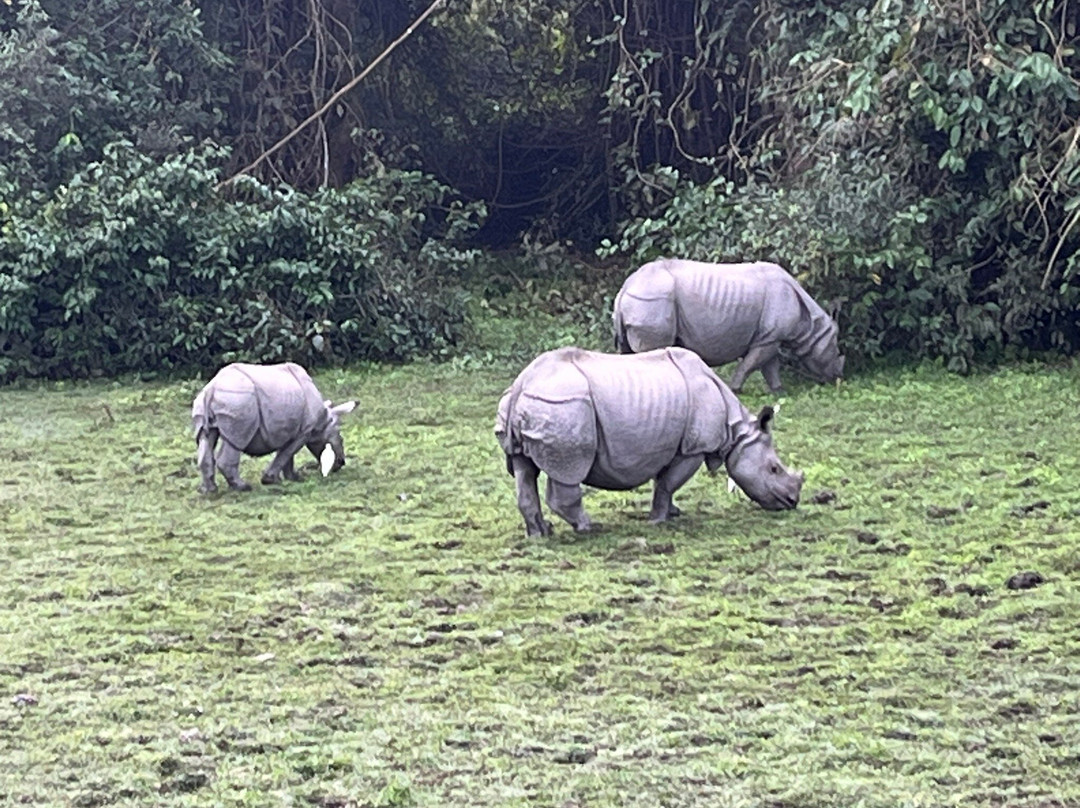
[596,0,759,205]
[601,166,942,367]
[355,0,610,243]
[200,0,380,189]
[2,354,1079,804]
[0,141,483,381]
[0,0,229,192]
[4,0,1080,375]
[604,0,1080,371]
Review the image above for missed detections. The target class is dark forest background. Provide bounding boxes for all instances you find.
[1,0,1078,380]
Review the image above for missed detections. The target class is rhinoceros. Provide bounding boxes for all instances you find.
[191,362,356,494]
[495,346,803,537]
[613,259,844,394]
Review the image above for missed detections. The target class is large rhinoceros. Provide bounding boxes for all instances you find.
[613,259,844,393]
[191,362,356,494]
[495,346,803,537]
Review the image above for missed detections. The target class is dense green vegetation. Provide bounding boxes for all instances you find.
[2,0,1079,381]
[2,302,1078,805]
[0,141,481,381]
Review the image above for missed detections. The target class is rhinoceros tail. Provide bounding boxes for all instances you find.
[612,307,630,353]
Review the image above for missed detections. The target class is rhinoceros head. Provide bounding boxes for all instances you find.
[799,326,845,384]
[308,400,357,476]
[723,406,803,510]
[802,348,845,384]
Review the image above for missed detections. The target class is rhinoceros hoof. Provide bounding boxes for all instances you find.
[284,471,304,482]
[527,520,554,538]
[229,480,253,492]
[198,482,218,495]
[260,473,282,486]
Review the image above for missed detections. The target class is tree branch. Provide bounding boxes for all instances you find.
[218,0,445,189]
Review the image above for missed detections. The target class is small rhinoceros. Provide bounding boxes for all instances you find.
[613,259,844,394]
[191,362,356,494]
[495,346,803,537]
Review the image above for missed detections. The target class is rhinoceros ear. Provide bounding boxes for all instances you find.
[320,444,336,477]
[758,405,775,433]
[331,400,357,416]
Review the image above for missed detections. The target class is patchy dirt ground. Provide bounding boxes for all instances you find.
[1,355,1079,807]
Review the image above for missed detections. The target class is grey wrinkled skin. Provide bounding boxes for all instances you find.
[191,362,356,494]
[613,259,845,394]
[495,347,804,537]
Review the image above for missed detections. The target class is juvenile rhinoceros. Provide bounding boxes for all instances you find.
[191,362,356,494]
[495,346,803,537]
[613,259,844,394]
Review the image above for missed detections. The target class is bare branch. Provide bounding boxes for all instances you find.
[218,0,446,189]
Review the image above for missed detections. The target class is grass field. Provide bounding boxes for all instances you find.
[2,312,1079,806]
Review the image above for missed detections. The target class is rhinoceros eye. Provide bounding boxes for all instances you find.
[770,464,780,475]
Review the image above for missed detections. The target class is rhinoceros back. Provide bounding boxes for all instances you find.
[665,260,779,365]
[204,363,324,454]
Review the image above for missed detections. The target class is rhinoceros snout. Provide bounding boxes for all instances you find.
[760,494,798,511]
[771,471,803,510]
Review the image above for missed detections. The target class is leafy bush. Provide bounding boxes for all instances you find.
[0,141,483,381]
[602,0,1080,372]
[0,0,228,193]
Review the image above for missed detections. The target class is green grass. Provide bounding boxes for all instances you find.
[2,336,1079,806]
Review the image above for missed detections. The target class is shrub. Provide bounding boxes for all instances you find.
[0,141,483,381]
[602,0,1080,372]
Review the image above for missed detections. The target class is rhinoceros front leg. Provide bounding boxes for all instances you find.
[545,477,593,533]
[761,355,784,396]
[510,455,552,537]
[730,343,781,393]
[281,455,303,482]
[262,437,309,485]
[196,427,219,494]
[216,441,253,491]
[649,454,704,523]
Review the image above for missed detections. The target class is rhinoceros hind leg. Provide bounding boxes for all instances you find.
[545,477,593,533]
[731,343,781,393]
[196,427,220,494]
[217,441,252,491]
[511,455,552,537]
[650,454,703,523]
